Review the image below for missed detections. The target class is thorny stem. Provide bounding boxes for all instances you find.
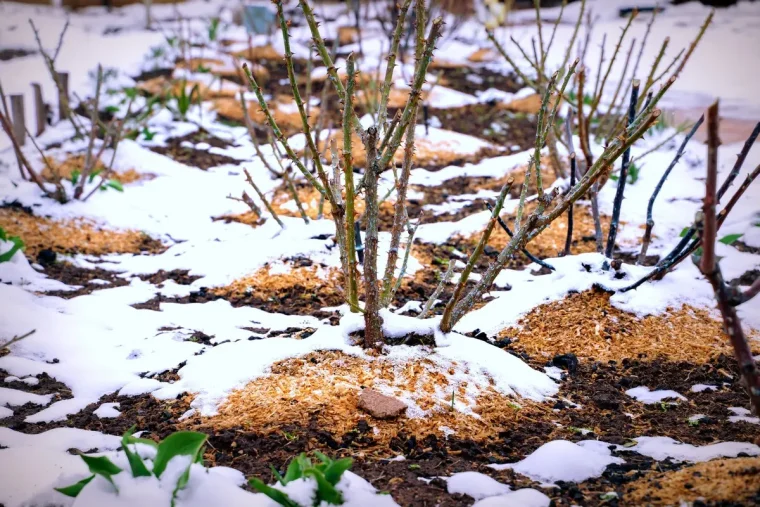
[446,109,662,330]
[377,0,413,131]
[375,16,444,174]
[242,63,326,195]
[440,179,514,333]
[274,0,333,200]
[243,168,284,229]
[298,0,363,135]
[418,260,457,319]
[604,80,640,258]
[487,201,555,271]
[344,57,359,313]
[283,169,309,223]
[362,127,383,349]
[597,36,636,142]
[638,114,704,264]
[239,93,282,178]
[533,71,558,199]
[381,102,417,306]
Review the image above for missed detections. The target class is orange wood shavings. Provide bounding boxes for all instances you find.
[500,289,737,363]
[212,96,319,131]
[624,457,760,506]
[41,154,154,185]
[211,265,343,303]
[0,207,163,258]
[187,351,549,449]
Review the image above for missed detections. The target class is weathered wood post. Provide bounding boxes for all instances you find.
[10,95,26,146]
[56,71,70,121]
[32,83,46,135]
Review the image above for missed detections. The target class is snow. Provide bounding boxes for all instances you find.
[93,402,121,419]
[0,406,13,419]
[0,386,52,407]
[471,489,551,507]
[625,386,687,404]
[445,472,511,500]
[728,407,760,425]
[623,436,760,462]
[489,440,624,483]
[691,384,718,393]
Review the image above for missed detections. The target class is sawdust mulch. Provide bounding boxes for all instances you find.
[623,456,760,506]
[187,350,550,451]
[41,154,155,185]
[0,207,164,258]
[500,288,739,364]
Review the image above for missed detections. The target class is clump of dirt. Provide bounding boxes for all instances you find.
[40,262,130,299]
[136,269,201,287]
[188,350,547,449]
[500,288,736,363]
[150,128,242,170]
[0,206,164,258]
[431,66,521,95]
[210,264,345,316]
[623,456,760,505]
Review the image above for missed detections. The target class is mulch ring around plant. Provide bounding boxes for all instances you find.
[149,128,243,170]
[0,205,165,259]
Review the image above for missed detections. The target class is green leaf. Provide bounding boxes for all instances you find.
[105,105,120,114]
[282,454,307,484]
[313,451,332,466]
[306,468,343,505]
[0,227,6,241]
[121,427,151,477]
[679,227,691,237]
[0,235,24,263]
[124,434,159,450]
[719,233,743,245]
[105,180,124,192]
[152,431,208,478]
[323,457,352,486]
[269,464,286,485]
[55,475,95,498]
[81,454,122,491]
[70,169,81,185]
[248,478,299,507]
[88,168,103,183]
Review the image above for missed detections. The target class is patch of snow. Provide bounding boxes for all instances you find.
[0,387,52,407]
[623,436,760,462]
[625,386,687,404]
[93,402,121,419]
[445,471,510,500]
[544,366,564,380]
[489,440,623,483]
[472,488,551,507]
[0,406,12,419]
[728,407,760,425]
[691,384,718,393]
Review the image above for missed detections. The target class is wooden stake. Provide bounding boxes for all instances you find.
[57,72,70,122]
[32,83,46,136]
[10,95,25,147]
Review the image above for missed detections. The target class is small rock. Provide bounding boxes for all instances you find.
[358,389,407,419]
[592,393,620,410]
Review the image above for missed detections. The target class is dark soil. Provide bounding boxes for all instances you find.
[150,128,243,170]
[135,269,202,287]
[430,103,539,148]
[38,262,130,298]
[435,67,521,96]
[0,48,35,61]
